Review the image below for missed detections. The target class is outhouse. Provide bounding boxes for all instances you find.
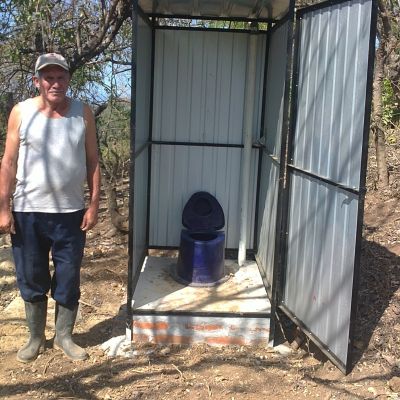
[128,0,377,374]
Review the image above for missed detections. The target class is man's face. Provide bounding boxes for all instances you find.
[34,65,70,104]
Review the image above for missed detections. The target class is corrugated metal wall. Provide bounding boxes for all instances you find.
[292,1,370,189]
[282,0,372,366]
[256,21,289,293]
[132,14,152,271]
[150,29,266,249]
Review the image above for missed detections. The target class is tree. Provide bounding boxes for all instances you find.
[372,0,400,188]
[96,98,130,233]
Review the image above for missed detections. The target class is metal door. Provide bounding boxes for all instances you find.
[276,0,377,373]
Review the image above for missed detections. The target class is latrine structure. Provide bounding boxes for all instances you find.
[128,0,377,373]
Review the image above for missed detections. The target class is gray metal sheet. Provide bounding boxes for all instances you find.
[133,151,149,267]
[284,172,358,364]
[132,14,152,272]
[149,145,259,249]
[139,0,290,21]
[292,0,372,190]
[256,21,289,288]
[263,21,289,157]
[153,30,265,144]
[282,0,373,368]
[256,156,280,290]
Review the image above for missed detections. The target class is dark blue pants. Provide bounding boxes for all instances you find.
[11,210,86,308]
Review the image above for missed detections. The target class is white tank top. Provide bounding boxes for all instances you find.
[12,98,87,213]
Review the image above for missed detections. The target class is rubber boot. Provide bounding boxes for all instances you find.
[17,300,47,363]
[54,303,87,361]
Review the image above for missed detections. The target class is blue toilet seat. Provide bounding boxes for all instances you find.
[182,191,225,231]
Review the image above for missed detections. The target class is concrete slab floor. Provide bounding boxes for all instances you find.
[132,256,271,314]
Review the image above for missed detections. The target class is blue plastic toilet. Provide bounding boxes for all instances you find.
[174,191,226,286]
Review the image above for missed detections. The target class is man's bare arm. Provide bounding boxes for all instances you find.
[0,105,21,233]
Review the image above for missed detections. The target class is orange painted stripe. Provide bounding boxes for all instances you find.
[133,321,169,330]
[132,333,149,342]
[185,324,222,331]
[248,327,270,333]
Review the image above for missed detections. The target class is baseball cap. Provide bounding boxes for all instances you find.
[35,53,69,74]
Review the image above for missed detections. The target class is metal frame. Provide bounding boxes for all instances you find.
[253,23,270,253]
[150,140,245,148]
[127,0,139,340]
[272,0,378,374]
[132,309,270,318]
[253,12,293,254]
[149,13,276,23]
[346,0,378,374]
[155,25,268,33]
[267,0,295,345]
[145,17,156,251]
[287,164,360,196]
[253,14,292,298]
[128,3,155,337]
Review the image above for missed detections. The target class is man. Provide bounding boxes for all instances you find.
[0,53,101,363]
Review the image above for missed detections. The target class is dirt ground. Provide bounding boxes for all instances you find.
[0,184,399,399]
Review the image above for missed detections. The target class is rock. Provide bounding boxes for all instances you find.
[3,296,25,322]
[100,335,132,357]
[0,235,11,247]
[104,227,118,238]
[274,344,292,356]
[382,354,397,366]
[86,231,99,240]
[388,376,400,393]
[367,387,377,396]
[91,248,103,258]
[160,346,171,356]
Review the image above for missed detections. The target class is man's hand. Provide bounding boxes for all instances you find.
[0,210,15,234]
[80,205,98,231]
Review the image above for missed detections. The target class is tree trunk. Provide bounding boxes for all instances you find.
[103,178,129,234]
[372,45,389,188]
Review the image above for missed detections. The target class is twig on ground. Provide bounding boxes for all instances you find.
[79,299,101,310]
[43,355,55,375]
[172,363,184,380]
[207,381,212,397]
[105,268,125,286]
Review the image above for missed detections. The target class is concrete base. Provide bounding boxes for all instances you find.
[131,256,271,346]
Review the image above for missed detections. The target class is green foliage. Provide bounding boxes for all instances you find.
[382,78,398,129]
[0,93,13,155]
